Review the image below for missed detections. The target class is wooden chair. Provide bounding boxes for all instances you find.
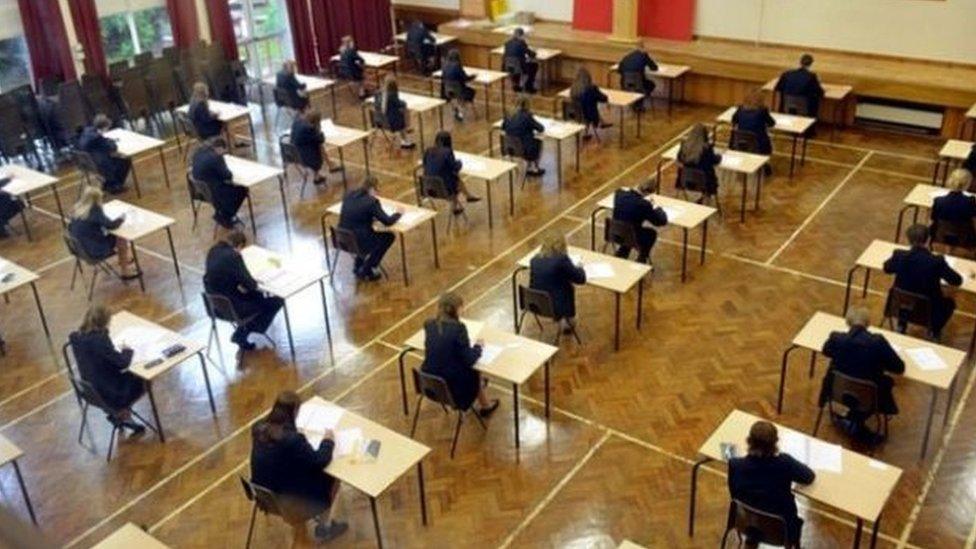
[720,498,797,549]
[781,94,810,117]
[409,368,487,458]
[730,129,760,154]
[70,150,103,189]
[882,287,933,335]
[813,371,887,440]
[417,174,465,231]
[499,134,529,188]
[443,80,472,119]
[516,284,582,345]
[240,477,318,549]
[502,56,523,91]
[678,166,722,214]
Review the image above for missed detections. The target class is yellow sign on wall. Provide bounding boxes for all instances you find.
[489,0,509,20]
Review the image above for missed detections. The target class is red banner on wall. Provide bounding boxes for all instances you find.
[572,0,613,33]
[572,0,695,41]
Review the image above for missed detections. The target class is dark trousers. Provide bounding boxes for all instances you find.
[234,295,285,339]
[358,232,395,273]
[102,157,132,191]
[211,184,248,228]
[932,296,956,336]
[512,61,540,92]
[0,195,23,226]
[614,227,657,263]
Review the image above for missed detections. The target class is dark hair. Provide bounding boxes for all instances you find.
[513,27,525,37]
[255,391,301,444]
[360,175,379,192]
[437,292,463,322]
[93,114,112,130]
[207,136,227,150]
[906,224,928,247]
[225,229,247,248]
[434,130,452,149]
[746,421,778,458]
[800,54,814,67]
[305,109,322,127]
[446,49,461,64]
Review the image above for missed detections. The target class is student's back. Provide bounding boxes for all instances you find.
[618,50,655,74]
[731,106,775,154]
[932,191,976,224]
[189,99,223,139]
[529,253,586,319]
[728,453,814,528]
[250,422,334,500]
[291,117,324,170]
[776,67,824,115]
[883,246,961,300]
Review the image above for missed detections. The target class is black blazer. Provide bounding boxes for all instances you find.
[406,23,435,51]
[728,453,815,533]
[275,71,307,106]
[339,47,365,80]
[572,85,608,125]
[191,145,239,209]
[964,144,976,174]
[503,37,535,70]
[375,89,407,131]
[529,253,586,319]
[502,110,544,153]
[77,126,119,175]
[617,50,658,75]
[189,99,223,139]
[775,68,825,116]
[932,191,976,225]
[731,106,775,155]
[612,188,667,232]
[678,144,722,193]
[291,117,325,171]
[68,329,140,410]
[338,188,401,243]
[250,423,335,508]
[68,205,122,259]
[883,246,962,302]
[441,60,472,85]
[422,146,462,195]
[823,326,905,384]
[204,241,259,311]
[420,318,482,409]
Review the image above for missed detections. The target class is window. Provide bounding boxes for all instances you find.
[98,0,175,64]
[229,0,294,78]
[0,0,32,92]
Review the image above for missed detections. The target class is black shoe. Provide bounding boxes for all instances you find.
[314,520,349,542]
[313,176,327,185]
[762,164,773,177]
[454,110,464,122]
[466,195,481,203]
[524,86,538,95]
[599,122,613,129]
[452,207,465,216]
[478,399,500,418]
[328,165,344,174]
[122,420,146,435]
[527,168,545,177]
[582,134,593,141]
[896,321,908,334]
[119,271,142,281]
[0,226,9,239]
[400,142,416,150]
[231,331,256,351]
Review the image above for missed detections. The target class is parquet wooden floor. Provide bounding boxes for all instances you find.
[0,73,971,548]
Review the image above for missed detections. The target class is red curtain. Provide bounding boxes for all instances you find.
[66,0,108,77]
[310,0,392,61]
[572,0,613,33]
[283,0,319,73]
[204,0,239,60]
[638,0,694,41]
[17,0,76,85]
[166,0,201,48]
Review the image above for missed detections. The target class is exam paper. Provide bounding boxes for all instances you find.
[584,262,615,279]
[906,347,948,371]
[115,326,171,364]
[297,402,344,447]
[397,211,425,226]
[322,119,338,137]
[661,206,683,222]
[722,156,743,169]
[462,158,487,173]
[462,319,484,340]
[335,428,363,457]
[478,344,504,366]
[780,430,842,473]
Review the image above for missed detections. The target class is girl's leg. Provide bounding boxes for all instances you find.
[116,238,133,274]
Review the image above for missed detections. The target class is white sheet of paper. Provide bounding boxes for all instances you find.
[382,204,398,218]
[462,319,484,340]
[397,210,425,226]
[102,202,130,220]
[115,326,170,364]
[906,347,948,371]
[478,343,504,366]
[780,430,842,473]
[661,206,683,222]
[569,254,583,266]
[322,119,338,137]
[296,402,344,447]
[929,189,950,199]
[584,262,615,279]
[334,428,363,457]
[722,156,743,168]
[463,158,487,173]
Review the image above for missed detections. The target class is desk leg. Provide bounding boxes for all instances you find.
[198,353,216,415]
[338,148,348,190]
[843,265,859,315]
[131,167,143,198]
[618,107,624,148]
[165,227,181,280]
[397,347,411,415]
[508,171,515,216]
[130,242,146,293]
[556,140,563,188]
[29,282,50,339]
[369,497,383,549]
[809,351,818,378]
[789,135,798,178]
[932,159,944,186]
[418,114,426,151]
[430,219,439,269]
[513,383,520,450]
[945,374,957,428]
[544,359,551,420]
[484,83,490,120]
[869,515,881,549]
[318,280,334,361]
[969,315,976,356]
[158,148,171,188]
[330,86,338,119]
[246,193,257,239]
[667,79,674,118]
[486,179,494,229]
[637,279,644,329]
[575,133,580,173]
[681,227,689,283]
[614,293,621,351]
[147,382,165,442]
[362,140,371,177]
[277,175,290,228]
[740,173,748,223]
[755,170,763,211]
[18,199,31,242]
[854,519,864,549]
[11,461,36,525]
[417,462,428,526]
[777,344,800,413]
[51,184,65,225]
[700,220,708,266]
[920,386,938,460]
[282,302,296,362]
[688,457,712,537]
[636,106,642,139]
[399,234,409,286]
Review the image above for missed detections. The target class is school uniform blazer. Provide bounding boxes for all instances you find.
[441,60,473,85]
[420,318,483,409]
[204,241,260,312]
[375,90,407,131]
[337,188,401,245]
[191,146,240,213]
[250,423,336,510]
[573,85,608,126]
[731,106,775,155]
[290,117,325,171]
[275,70,307,107]
[422,146,462,195]
[503,38,535,70]
[964,145,976,174]
[68,329,142,410]
[502,110,544,156]
[727,453,815,539]
[0,178,22,222]
[68,205,122,259]
[820,325,905,413]
[678,145,723,193]
[882,246,962,303]
[775,68,825,116]
[189,99,224,139]
[339,47,365,80]
[617,50,658,76]
[406,23,436,52]
[77,126,120,176]
[612,188,668,233]
[529,253,587,319]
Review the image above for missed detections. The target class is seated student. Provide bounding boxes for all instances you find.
[405,19,437,75]
[0,174,24,239]
[676,123,722,200]
[611,181,668,265]
[338,35,367,99]
[275,60,309,111]
[731,89,776,157]
[775,54,825,118]
[617,43,659,103]
[964,146,976,176]
[338,176,402,281]
[290,109,341,185]
[189,82,224,140]
[502,96,546,177]
[931,169,976,245]
[374,74,415,149]
[422,130,480,214]
[251,391,347,544]
[77,114,131,194]
[820,307,904,443]
[440,49,476,121]
[569,67,610,138]
[502,27,539,94]
[420,292,500,416]
[69,305,146,434]
[192,136,246,230]
[883,224,965,339]
[68,186,136,278]
[204,230,284,360]
[530,231,586,332]
[727,420,815,546]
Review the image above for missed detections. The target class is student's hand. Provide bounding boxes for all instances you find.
[969,270,976,280]
[475,338,485,347]
[322,429,335,441]
[396,206,406,214]
[117,213,126,222]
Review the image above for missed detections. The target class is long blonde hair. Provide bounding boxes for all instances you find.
[539,231,567,257]
[678,123,709,165]
[381,74,398,112]
[570,68,593,101]
[436,292,463,323]
[72,186,104,220]
[947,168,973,193]
[191,82,209,104]
[79,304,112,334]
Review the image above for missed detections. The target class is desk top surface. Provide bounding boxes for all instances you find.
[516,245,651,294]
[241,245,329,299]
[0,164,59,196]
[717,106,816,135]
[109,311,205,381]
[596,190,716,229]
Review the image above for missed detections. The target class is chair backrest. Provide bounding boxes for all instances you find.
[272,87,291,109]
[57,81,90,136]
[604,218,639,249]
[63,230,101,266]
[134,52,153,67]
[419,174,454,200]
[443,80,465,101]
[162,46,179,64]
[187,171,214,204]
[727,499,791,547]
[9,85,44,137]
[61,341,78,379]
[830,371,879,416]
[109,61,131,79]
[678,166,711,195]
[147,59,181,111]
[80,74,123,124]
[39,77,61,98]
[369,106,392,130]
[71,150,101,176]
[0,94,31,157]
[175,110,199,140]
[278,134,301,165]
[69,376,117,413]
[500,134,525,159]
[518,284,557,320]
[118,69,153,118]
[330,226,363,256]
[931,219,976,249]
[621,71,644,93]
[239,477,284,517]
[730,129,760,154]
[502,56,522,76]
[562,99,583,122]
[411,368,461,409]
[202,292,241,324]
[781,94,809,116]
[884,287,933,329]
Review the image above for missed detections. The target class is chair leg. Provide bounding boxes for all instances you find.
[106,425,119,462]
[245,501,258,549]
[570,323,583,345]
[77,403,89,444]
[449,411,464,459]
[69,260,82,291]
[515,310,528,334]
[409,396,424,438]
[87,267,99,302]
[472,409,487,430]
[812,405,826,436]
